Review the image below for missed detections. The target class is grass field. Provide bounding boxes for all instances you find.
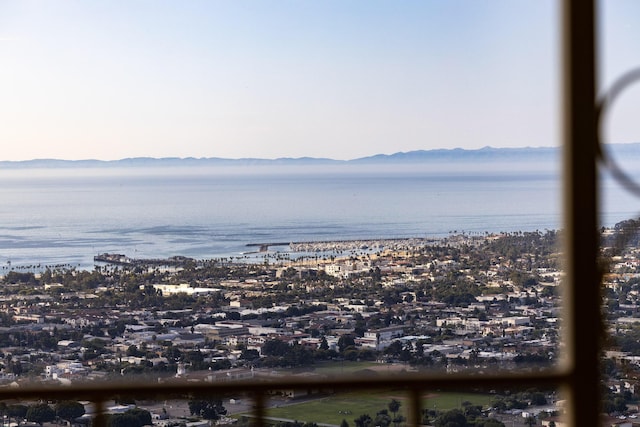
[256,390,494,425]
[309,361,416,377]
[311,361,383,375]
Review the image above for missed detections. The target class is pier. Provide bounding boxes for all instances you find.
[245,242,290,251]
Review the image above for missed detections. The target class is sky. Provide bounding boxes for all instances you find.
[0,1,638,161]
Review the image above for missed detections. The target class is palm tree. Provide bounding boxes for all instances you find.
[388,400,401,427]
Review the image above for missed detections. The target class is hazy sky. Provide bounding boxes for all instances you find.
[0,1,638,161]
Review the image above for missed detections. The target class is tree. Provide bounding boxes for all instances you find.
[126,345,143,357]
[241,348,260,361]
[353,414,372,427]
[188,398,227,420]
[340,419,349,427]
[373,412,391,427]
[108,409,152,427]
[184,350,204,364]
[530,392,547,406]
[338,335,356,352]
[26,403,56,426]
[7,404,28,420]
[388,399,401,416]
[108,413,139,427]
[126,408,151,427]
[393,415,406,427]
[163,345,182,363]
[262,339,291,357]
[55,401,86,424]
[388,399,402,427]
[434,409,468,427]
[320,336,329,350]
[384,341,403,358]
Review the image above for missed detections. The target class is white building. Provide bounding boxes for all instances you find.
[144,283,221,296]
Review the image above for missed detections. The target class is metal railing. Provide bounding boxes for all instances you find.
[2,1,602,426]
[0,370,568,427]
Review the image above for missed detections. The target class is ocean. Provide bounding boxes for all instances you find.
[0,160,637,271]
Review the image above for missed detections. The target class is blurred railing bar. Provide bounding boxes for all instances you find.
[253,391,266,427]
[93,400,106,427]
[562,0,600,425]
[408,387,421,426]
[0,370,566,402]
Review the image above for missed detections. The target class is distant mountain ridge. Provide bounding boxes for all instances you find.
[351,146,559,163]
[1,144,638,169]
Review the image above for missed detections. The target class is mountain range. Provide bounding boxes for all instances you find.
[1,144,638,169]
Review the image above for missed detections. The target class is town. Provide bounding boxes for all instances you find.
[0,222,639,427]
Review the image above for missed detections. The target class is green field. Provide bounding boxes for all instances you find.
[308,361,418,378]
[252,390,494,426]
[311,361,384,375]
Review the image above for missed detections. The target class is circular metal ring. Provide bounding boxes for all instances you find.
[597,67,640,198]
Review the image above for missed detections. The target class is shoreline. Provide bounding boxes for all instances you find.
[1,231,553,275]
[84,234,502,271]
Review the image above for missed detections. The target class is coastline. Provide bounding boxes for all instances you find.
[87,233,505,272]
[1,234,500,275]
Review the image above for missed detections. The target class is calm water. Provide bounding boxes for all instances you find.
[0,161,636,271]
